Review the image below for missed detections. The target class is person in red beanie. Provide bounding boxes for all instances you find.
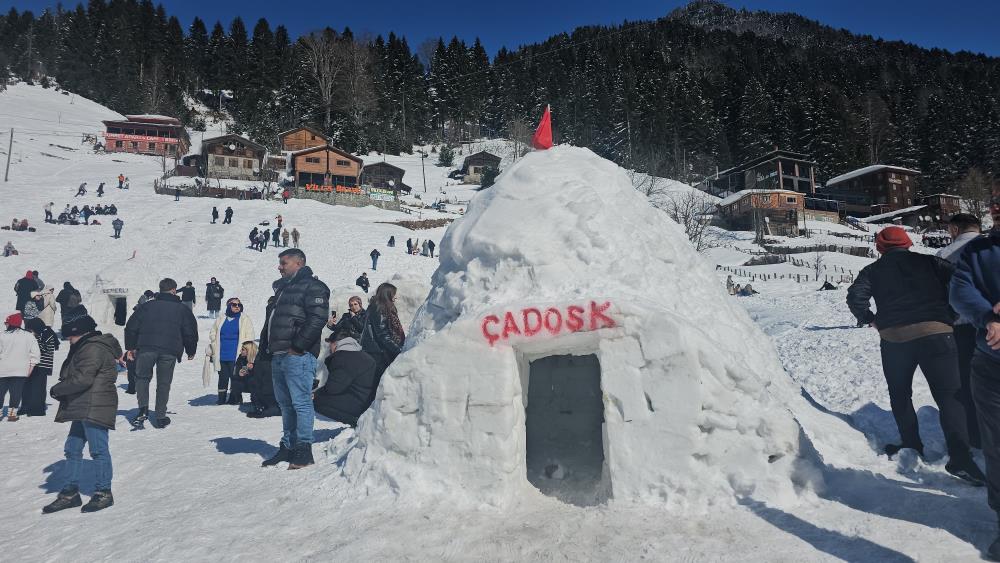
[0,312,41,421]
[847,225,985,484]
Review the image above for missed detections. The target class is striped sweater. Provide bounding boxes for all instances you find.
[33,327,59,372]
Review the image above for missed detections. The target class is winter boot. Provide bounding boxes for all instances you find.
[883,443,924,459]
[129,407,148,429]
[42,488,82,514]
[261,443,293,467]
[152,416,171,429]
[7,407,18,422]
[946,457,986,486]
[288,442,314,470]
[227,393,242,406]
[247,407,265,419]
[217,391,227,405]
[81,490,114,513]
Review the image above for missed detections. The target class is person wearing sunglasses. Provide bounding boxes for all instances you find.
[204,298,256,405]
[951,194,1000,559]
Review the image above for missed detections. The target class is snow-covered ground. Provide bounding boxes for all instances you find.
[1,83,997,561]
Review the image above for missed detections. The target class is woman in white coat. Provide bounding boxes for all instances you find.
[0,312,41,421]
[31,289,57,327]
[204,297,255,405]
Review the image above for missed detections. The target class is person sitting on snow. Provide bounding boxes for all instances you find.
[3,241,16,257]
[312,329,377,428]
[737,284,758,296]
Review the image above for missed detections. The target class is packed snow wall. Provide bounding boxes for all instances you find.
[341,146,818,508]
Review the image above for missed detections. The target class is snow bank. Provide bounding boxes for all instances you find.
[342,146,819,508]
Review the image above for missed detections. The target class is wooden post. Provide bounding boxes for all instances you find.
[4,128,12,182]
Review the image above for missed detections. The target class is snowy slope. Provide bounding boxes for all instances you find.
[0,84,997,561]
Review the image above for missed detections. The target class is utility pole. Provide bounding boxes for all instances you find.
[420,151,427,193]
[4,128,13,182]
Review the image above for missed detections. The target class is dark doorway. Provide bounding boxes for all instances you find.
[525,354,606,506]
[113,297,127,326]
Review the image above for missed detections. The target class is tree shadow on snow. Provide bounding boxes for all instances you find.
[738,497,916,562]
[211,437,273,459]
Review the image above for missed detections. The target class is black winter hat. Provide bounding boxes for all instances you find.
[64,314,97,337]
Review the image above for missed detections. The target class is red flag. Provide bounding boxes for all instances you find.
[531,105,553,150]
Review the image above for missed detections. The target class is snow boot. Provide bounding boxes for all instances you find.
[81,490,114,513]
[945,458,986,486]
[261,443,293,467]
[217,391,227,405]
[288,443,314,470]
[883,443,924,459]
[42,488,82,514]
[151,416,171,429]
[7,407,18,422]
[129,407,148,429]
[227,393,241,406]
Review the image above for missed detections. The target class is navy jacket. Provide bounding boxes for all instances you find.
[951,230,1000,362]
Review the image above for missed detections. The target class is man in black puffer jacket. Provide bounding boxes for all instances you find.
[847,226,983,485]
[313,329,377,427]
[124,278,198,429]
[260,249,329,470]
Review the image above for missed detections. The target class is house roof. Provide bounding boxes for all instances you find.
[201,134,266,152]
[715,149,817,177]
[858,204,927,223]
[291,144,364,165]
[826,165,921,186]
[717,189,803,207]
[363,161,405,174]
[278,124,330,141]
[461,151,501,172]
[124,114,181,124]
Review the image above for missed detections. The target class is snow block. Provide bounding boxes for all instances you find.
[342,146,817,508]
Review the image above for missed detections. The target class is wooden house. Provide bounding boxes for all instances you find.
[362,162,412,193]
[819,165,920,217]
[716,189,804,236]
[278,125,331,153]
[102,115,190,157]
[699,149,817,197]
[460,151,501,183]
[916,193,963,226]
[291,145,363,188]
[201,134,267,181]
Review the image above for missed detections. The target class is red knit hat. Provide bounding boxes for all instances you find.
[876,226,913,254]
[4,312,23,328]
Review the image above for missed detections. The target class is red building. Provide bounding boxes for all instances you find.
[102,115,190,158]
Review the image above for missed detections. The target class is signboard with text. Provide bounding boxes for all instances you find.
[480,301,616,347]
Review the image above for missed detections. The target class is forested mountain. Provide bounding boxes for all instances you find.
[1,0,998,193]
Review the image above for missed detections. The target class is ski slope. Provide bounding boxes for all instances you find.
[0,83,997,562]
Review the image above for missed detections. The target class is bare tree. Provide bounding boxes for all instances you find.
[143,56,167,114]
[856,92,893,165]
[335,38,377,140]
[301,29,347,129]
[958,166,994,221]
[660,189,717,251]
[813,252,824,281]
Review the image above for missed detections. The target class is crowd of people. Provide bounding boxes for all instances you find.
[48,203,119,226]
[248,225,299,251]
[403,237,436,258]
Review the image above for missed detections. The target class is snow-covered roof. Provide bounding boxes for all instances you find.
[826,165,920,186]
[717,189,802,207]
[858,204,927,223]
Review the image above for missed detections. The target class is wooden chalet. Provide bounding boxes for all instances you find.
[916,193,962,226]
[717,189,804,236]
[460,151,501,183]
[362,161,412,193]
[201,134,267,181]
[819,165,920,217]
[291,145,363,188]
[278,125,331,153]
[102,115,190,157]
[699,148,817,197]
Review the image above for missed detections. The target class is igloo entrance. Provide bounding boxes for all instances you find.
[525,354,607,506]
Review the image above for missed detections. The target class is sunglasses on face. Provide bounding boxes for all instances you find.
[230,302,242,308]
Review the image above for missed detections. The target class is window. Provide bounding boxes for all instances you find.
[148,142,156,151]
[336,159,350,167]
[115,140,123,148]
[214,157,225,166]
[311,135,317,140]
[108,127,121,134]
[786,196,797,204]
[130,141,138,150]
[228,158,238,167]
[244,159,254,169]
[893,197,898,204]
[167,145,175,154]
[306,157,321,164]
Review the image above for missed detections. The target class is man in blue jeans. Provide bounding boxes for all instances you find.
[260,248,329,469]
[44,315,123,514]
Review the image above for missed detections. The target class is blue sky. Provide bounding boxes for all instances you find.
[3,0,998,56]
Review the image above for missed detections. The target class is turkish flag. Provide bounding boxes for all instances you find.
[531,105,553,150]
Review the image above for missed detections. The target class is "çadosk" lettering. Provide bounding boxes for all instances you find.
[480,301,616,347]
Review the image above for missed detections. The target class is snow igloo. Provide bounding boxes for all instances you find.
[342,146,813,508]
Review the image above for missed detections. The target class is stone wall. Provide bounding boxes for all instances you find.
[295,185,400,211]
